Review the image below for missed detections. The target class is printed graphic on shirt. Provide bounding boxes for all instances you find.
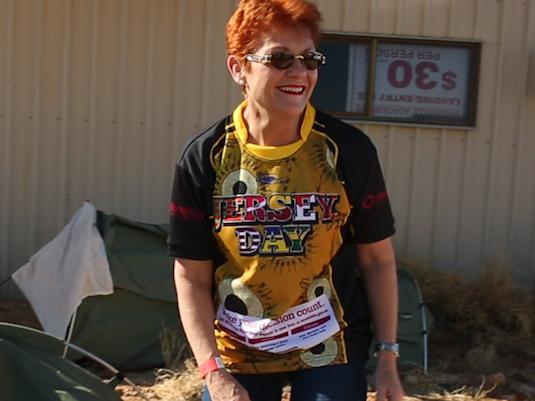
[213,192,340,256]
[209,109,352,373]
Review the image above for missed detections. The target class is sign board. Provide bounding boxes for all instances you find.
[313,36,479,126]
[372,43,471,122]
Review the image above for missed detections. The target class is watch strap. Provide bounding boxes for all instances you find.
[198,356,225,379]
[374,341,400,357]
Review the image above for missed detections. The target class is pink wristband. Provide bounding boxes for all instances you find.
[198,356,225,379]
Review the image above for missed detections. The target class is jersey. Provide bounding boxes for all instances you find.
[168,102,395,374]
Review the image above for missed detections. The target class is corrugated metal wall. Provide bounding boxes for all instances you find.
[1,0,534,298]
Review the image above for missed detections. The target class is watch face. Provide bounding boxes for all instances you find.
[374,342,399,356]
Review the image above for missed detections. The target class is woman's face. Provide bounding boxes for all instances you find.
[242,26,318,119]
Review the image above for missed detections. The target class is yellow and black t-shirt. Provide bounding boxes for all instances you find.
[168,102,395,374]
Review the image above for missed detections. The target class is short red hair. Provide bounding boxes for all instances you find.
[226,0,322,61]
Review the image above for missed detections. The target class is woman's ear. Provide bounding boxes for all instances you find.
[227,55,245,86]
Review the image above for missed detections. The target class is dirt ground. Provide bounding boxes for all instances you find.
[1,299,534,401]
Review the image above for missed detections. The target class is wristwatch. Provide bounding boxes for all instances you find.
[374,342,400,357]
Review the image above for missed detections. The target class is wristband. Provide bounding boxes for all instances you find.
[198,356,225,379]
[373,342,400,357]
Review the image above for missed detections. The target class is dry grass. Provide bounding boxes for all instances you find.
[160,324,192,370]
[400,367,508,401]
[155,327,201,401]
[152,359,203,401]
[402,258,535,371]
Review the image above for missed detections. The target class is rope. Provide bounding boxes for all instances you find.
[0,276,13,287]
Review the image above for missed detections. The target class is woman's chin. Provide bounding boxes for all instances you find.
[271,100,308,118]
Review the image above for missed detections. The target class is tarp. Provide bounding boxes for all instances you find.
[69,211,179,370]
[0,323,122,401]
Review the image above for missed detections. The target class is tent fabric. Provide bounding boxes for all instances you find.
[397,268,433,368]
[369,267,434,370]
[0,323,122,401]
[71,288,179,370]
[70,211,179,370]
[95,211,174,302]
[12,202,113,337]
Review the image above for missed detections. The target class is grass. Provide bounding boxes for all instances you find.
[160,323,192,370]
[402,258,535,368]
[152,359,203,401]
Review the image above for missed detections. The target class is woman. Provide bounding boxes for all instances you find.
[168,1,404,400]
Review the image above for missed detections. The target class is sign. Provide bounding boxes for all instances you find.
[372,43,471,121]
[216,294,340,354]
[314,35,479,126]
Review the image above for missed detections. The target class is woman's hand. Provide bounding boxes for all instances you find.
[374,353,405,401]
[174,259,249,400]
[357,239,405,400]
[205,370,251,401]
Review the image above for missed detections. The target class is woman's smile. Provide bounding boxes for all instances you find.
[277,85,306,95]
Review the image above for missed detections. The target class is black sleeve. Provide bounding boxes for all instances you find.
[314,110,395,245]
[346,151,396,244]
[167,144,217,260]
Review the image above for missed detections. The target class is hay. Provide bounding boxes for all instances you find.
[155,326,201,400]
[472,261,533,336]
[160,324,192,370]
[401,258,535,366]
[151,359,203,401]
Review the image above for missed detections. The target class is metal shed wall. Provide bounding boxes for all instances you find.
[1,0,534,298]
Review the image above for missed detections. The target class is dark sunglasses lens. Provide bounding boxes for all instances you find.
[303,55,320,70]
[268,52,323,70]
[270,53,295,69]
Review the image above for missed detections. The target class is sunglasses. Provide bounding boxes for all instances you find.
[245,51,326,70]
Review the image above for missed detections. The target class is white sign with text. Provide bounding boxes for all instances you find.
[216,294,340,354]
[347,42,472,121]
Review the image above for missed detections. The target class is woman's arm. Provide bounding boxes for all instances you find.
[356,238,404,401]
[174,258,219,363]
[174,258,251,401]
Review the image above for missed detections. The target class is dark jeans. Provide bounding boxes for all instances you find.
[201,361,367,401]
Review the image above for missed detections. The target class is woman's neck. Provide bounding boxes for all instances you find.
[243,104,303,146]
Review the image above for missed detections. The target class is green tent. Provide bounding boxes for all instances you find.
[0,322,123,401]
[397,268,433,370]
[368,267,434,371]
[69,212,181,371]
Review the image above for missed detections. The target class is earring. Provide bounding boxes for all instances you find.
[238,78,245,86]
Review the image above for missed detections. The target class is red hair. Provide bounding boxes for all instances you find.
[226,0,322,62]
